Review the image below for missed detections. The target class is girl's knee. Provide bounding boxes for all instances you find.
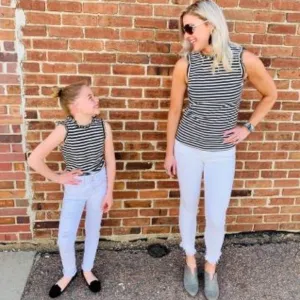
[58,230,76,246]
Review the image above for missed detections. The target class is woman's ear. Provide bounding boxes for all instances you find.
[208,22,215,34]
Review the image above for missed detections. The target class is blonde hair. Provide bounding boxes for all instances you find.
[180,0,233,71]
[52,79,91,115]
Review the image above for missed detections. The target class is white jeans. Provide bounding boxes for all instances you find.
[174,140,236,264]
[58,168,107,277]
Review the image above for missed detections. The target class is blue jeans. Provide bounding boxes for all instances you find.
[58,168,107,277]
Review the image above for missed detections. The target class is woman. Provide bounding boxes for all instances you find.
[164,1,277,299]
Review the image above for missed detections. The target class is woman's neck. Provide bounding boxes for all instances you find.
[201,45,214,56]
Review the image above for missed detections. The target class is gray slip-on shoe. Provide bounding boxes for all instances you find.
[183,264,199,297]
[204,271,219,300]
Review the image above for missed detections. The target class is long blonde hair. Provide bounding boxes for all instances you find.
[180,0,233,71]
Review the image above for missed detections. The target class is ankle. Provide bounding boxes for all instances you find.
[205,261,216,276]
[186,256,197,269]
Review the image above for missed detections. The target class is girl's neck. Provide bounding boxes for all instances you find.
[72,114,93,126]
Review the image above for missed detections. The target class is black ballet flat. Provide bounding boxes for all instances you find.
[48,272,77,298]
[81,270,101,293]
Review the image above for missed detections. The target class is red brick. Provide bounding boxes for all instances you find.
[135,18,167,29]
[47,1,82,12]
[142,226,170,234]
[111,88,143,98]
[254,224,279,231]
[83,3,118,14]
[69,40,103,51]
[0,234,18,241]
[26,12,60,25]
[120,4,152,16]
[287,13,300,23]
[117,54,149,64]
[22,25,46,36]
[236,23,266,33]
[284,36,300,47]
[113,65,144,75]
[254,11,286,22]
[85,28,119,39]
[62,14,97,26]
[105,41,138,53]
[239,0,272,9]
[262,47,293,57]
[18,0,45,10]
[273,0,300,10]
[48,27,83,38]
[120,29,154,41]
[268,24,296,34]
[98,16,132,27]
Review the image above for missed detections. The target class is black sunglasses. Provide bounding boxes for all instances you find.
[182,20,208,35]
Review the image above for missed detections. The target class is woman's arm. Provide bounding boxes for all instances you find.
[224,50,277,144]
[102,121,116,213]
[165,57,188,176]
[28,125,82,184]
[166,57,188,156]
[243,50,277,127]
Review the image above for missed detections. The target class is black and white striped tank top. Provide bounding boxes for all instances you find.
[176,43,245,151]
[57,116,106,173]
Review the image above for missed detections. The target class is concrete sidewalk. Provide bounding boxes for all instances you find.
[18,232,300,300]
[0,251,36,300]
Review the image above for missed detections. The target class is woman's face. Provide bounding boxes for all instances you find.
[182,14,212,52]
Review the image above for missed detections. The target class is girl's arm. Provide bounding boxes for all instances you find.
[102,121,116,213]
[28,125,82,184]
[165,57,188,176]
[104,121,116,194]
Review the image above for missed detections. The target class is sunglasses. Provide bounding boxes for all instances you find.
[182,20,208,35]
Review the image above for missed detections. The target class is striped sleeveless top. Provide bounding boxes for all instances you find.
[176,43,245,151]
[57,116,106,173]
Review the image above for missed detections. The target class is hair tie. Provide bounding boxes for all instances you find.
[58,89,62,98]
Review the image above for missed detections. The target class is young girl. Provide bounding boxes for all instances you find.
[164,1,276,299]
[28,81,116,298]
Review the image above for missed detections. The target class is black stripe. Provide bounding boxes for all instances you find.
[58,117,105,172]
[176,44,244,151]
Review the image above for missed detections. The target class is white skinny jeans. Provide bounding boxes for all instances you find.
[58,168,107,277]
[174,140,236,264]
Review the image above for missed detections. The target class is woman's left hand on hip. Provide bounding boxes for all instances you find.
[223,126,250,145]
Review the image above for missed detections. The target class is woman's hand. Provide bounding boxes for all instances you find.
[164,154,177,177]
[102,193,113,213]
[223,126,250,145]
[55,169,83,185]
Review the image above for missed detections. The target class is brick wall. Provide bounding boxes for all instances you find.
[1,0,300,244]
[0,0,32,242]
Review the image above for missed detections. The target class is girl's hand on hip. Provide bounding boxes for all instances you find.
[102,193,113,213]
[56,169,83,185]
[223,126,250,145]
[164,154,177,177]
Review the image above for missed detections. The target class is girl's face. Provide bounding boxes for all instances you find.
[70,86,100,117]
[182,14,213,52]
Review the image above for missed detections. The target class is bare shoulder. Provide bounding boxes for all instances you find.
[103,120,111,131]
[173,57,189,85]
[174,57,189,74]
[103,121,112,139]
[242,50,264,70]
